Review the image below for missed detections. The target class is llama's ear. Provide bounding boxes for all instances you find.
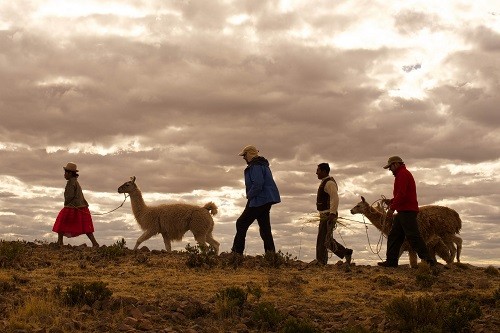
[131,176,136,183]
[361,196,366,202]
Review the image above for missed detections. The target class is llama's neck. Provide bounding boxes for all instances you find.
[363,206,392,235]
[129,188,148,225]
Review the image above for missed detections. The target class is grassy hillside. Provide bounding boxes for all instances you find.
[0,240,499,332]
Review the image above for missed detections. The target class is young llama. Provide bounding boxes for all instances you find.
[350,196,462,267]
[118,176,220,253]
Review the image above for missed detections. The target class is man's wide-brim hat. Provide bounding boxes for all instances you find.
[383,156,404,169]
[238,145,259,156]
[63,162,78,172]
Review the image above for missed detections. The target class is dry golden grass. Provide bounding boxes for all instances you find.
[0,240,498,332]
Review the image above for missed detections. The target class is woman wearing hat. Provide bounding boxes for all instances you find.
[52,162,99,247]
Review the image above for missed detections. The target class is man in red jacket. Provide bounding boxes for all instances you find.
[378,156,436,268]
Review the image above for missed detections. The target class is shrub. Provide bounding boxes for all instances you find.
[221,251,244,269]
[280,317,321,333]
[0,278,17,293]
[484,265,499,276]
[441,294,481,332]
[185,243,218,268]
[374,275,396,287]
[215,286,248,318]
[263,250,297,268]
[455,262,470,270]
[339,326,374,333]
[385,295,441,332]
[6,295,62,330]
[415,263,437,289]
[62,281,112,306]
[0,240,26,268]
[97,238,127,259]
[493,287,500,307]
[246,281,263,300]
[182,299,210,319]
[385,293,482,333]
[251,301,284,331]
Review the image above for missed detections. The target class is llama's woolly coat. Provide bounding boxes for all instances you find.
[118,177,220,252]
[131,199,217,242]
[350,197,462,266]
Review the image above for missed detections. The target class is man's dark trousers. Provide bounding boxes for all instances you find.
[316,214,348,265]
[232,202,275,254]
[386,211,434,265]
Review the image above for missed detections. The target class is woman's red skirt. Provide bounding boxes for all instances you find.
[52,207,95,237]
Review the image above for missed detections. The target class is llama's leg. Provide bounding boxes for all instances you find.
[444,239,457,262]
[433,238,452,264]
[426,235,445,264]
[193,232,208,251]
[189,210,212,251]
[453,235,462,262]
[134,229,157,250]
[399,241,418,267]
[206,233,220,254]
[408,249,418,268]
[160,232,171,252]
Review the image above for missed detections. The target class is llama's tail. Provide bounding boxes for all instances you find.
[203,202,218,216]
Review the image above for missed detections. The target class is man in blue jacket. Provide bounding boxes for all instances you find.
[231,145,281,254]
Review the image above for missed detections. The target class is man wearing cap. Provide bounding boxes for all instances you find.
[315,163,353,265]
[231,145,281,255]
[378,156,436,267]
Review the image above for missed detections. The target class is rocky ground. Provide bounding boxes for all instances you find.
[0,240,499,332]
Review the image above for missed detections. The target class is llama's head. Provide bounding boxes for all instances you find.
[350,196,370,215]
[118,176,137,193]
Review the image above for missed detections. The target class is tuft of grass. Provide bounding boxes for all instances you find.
[246,281,263,300]
[455,262,470,270]
[251,301,284,331]
[385,295,441,332]
[215,286,248,318]
[493,287,500,307]
[6,295,63,330]
[97,238,127,259]
[263,250,297,268]
[415,263,437,289]
[374,274,396,287]
[220,251,244,269]
[475,278,491,289]
[62,281,112,306]
[185,243,218,268]
[339,326,374,333]
[0,277,17,292]
[182,299,211,319]
[484,265,499,276]
[385,293,482,333]
[441,294,481,332]
[280,317,321,333]
[0,240,26,268]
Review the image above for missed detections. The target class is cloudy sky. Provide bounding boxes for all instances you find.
[1,0,499,266]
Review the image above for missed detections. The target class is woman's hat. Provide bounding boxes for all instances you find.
[63,162,78,172]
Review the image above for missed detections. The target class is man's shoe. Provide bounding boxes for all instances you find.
[345,249,353,265]
[307,259,325,266]
[377,261,398,268]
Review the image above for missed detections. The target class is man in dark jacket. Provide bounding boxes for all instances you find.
[378,156,436,267]
[315,163,352,265]
[231,145,281,255]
